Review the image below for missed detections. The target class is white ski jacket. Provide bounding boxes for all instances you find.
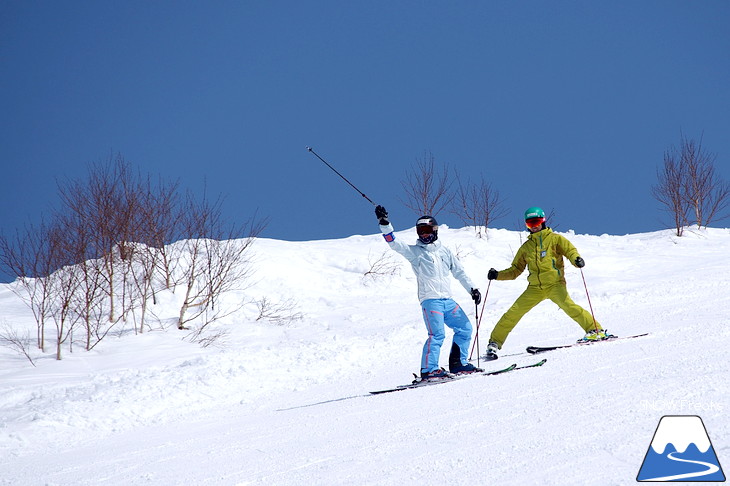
[379,223,475,303]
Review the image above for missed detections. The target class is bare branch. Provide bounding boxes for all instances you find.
[254,297,304,326]
[400,150,454,217]
[362,250,401,282]
[0,322,37,366]
[452,171,508,238]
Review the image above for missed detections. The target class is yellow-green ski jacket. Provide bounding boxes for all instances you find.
[497,228,581,288]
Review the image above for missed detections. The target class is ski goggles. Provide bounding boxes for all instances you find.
[525,217,545,229]
[416,225,437,235]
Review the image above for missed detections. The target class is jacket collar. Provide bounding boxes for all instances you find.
[417,239,442,250]
[527,227,552,241]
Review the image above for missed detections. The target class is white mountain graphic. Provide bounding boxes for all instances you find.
[650,416,711,454]
[637,415,725,482]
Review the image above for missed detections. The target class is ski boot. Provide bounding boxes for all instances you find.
[449,362,483,375]
[447,343,483,375]
[484,341,499,361]
[420,368,452,382]
[578,329,616,343]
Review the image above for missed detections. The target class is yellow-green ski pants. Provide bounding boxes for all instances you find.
[489,283,601,348]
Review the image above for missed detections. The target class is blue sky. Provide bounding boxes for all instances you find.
[1,1,729,282]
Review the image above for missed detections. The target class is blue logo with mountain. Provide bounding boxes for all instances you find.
[637,415,725,482]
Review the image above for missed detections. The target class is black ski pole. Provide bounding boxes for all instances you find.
[469,280,490,362]
[579,267,600,333]
[306,146,375,205]
[475,300,480,368]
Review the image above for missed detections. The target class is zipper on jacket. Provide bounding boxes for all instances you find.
[552,259,560,277]
[535,235,542,288]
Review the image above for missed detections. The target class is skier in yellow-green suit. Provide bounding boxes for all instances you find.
[484,207,613,360]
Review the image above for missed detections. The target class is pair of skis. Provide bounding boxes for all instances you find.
[370,358,547,395]
[370,333,649,395]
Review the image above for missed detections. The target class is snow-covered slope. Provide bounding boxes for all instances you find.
[1,226,728,485]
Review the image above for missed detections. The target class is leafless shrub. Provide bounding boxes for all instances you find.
[452,172,508,238]
[653,146,689,236]
[56,154,154,326]
[185,328,229,348]
[451,244,474,261]
[3,152,268,355]
[400,150,454,216]
[680,135,729,228]
[362,250,400,282]
[46,230,84,360]
[176,189,266,331]
[0,220,58,352]
[0,217,83,359]
[255,297,304,326]
[125,177,182,335]
[653,134,729,236]
[54,154,176,345]
[0,321,37,366]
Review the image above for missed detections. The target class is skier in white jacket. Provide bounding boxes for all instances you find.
[375,205,482,380]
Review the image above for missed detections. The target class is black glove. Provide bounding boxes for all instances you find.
[375,205,389,225]
[487,268,498,280]
[575,257,585,268]
[471,288,481,305]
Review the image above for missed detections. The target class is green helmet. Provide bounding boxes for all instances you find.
[524,207,545,220]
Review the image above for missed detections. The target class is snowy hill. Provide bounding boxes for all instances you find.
[1,226,728,485]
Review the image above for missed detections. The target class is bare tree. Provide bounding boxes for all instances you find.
[176,189,266,337]
[48,266,82,360]
[653,145,690,236]
[400,150,454,216]
[45,223,84,360]
[0,220,61,352]
[142,177,183,291]
[680,135,730,228]
[57,155,126,323]
[123,175,182,334]
[653,134,729,235]
[63,155,164,324]
[452,172,508,238]
[60,210,107,350]
[3,151,268,355]
[0,217,85,360]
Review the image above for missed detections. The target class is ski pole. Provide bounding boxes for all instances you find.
[306,147,375,205]
[579,268,600,332]
[474,300,480,368]
[469,280,491,361]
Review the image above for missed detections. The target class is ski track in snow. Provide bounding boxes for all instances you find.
[0,226,728,485]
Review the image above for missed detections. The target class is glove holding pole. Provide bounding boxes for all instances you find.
[375,205,389,225]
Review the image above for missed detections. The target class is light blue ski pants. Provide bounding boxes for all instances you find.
[420,298,473,373]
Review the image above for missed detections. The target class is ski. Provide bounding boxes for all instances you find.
[509,358,547,371]
[526,333,650,354]
[369,359,547,395]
